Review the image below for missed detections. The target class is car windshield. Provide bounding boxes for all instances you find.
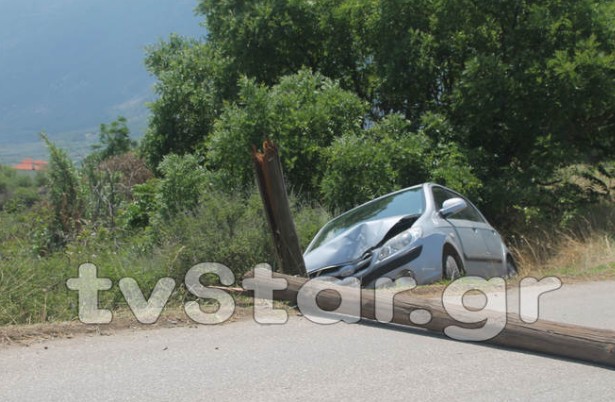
[308,187,425,251]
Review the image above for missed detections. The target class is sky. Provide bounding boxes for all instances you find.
[0,0,205,162]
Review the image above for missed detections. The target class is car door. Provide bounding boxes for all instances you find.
[450,201,504,269]
[481,224,505,265]
[432,186,496,275]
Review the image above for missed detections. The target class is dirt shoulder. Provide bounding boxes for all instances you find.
[0,301,277,347]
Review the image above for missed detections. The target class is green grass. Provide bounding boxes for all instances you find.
[543,261,615,281]
[0,189,330,326]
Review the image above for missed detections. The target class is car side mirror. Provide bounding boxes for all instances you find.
[439,197,467,218]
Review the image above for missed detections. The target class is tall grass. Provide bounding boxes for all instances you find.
[509,202,615,279]
[0,191,330,325]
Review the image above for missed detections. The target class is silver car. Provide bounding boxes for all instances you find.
[304,183,517,286]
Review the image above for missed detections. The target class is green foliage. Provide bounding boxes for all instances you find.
[292,197,332,250]
[321,114,481,211]
[320,131,401,212]
[545,35,615,160]
[82,152,153,228]
[122,179,160,230]
[185,0,615,226]
[4,187,40,213]
[0,165,43,212]
[81,162,122,227]
[154,191,271,279]
[0,250,77,325]
[0,185,330,325]
[156,153,212,220]
[0,209,176,325]
[140,35,237,168]
[91,116,136,161]
[197,0,370,95]
[82,116,138,224]
[41,134,84,248]
[206,69,367,195]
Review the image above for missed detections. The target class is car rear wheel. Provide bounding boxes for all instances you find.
[443,248,464,280]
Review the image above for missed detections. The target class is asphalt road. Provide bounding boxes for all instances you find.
[1,281,615,401]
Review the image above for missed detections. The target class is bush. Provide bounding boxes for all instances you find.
[157,154,212,220]
[82,152,153,227]
[205,70,367,195]
[4,187,40,213]
[0,166,43,211]
[42,135,84,248]
[292,197,331,251]
[321,114,482,211]
[152,191,270,281]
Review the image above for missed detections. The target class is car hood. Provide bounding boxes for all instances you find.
[304,215,416,273]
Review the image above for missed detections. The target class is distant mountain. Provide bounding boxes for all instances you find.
[0,0,205,163]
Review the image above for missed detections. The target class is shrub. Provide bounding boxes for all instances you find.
[157,154,211,220]
[321,114,482,211]
[205,70,367,195]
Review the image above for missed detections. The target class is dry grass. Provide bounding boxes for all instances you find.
[514,234,615,280]
[510,203,615,281]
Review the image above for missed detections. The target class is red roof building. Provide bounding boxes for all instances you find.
[13,158,48,171]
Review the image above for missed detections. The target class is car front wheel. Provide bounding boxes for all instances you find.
[443,248,464,280]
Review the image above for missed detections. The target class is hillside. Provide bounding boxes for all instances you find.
[0,0,204,164]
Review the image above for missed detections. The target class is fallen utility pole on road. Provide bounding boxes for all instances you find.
[244,270,615,368]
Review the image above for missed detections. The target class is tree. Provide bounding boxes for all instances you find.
[321,114,481,211]
[140,35,237,168]
[82,117,148,228]
[92,116,136,161]
[442,0,615,222]
[205,69,367,195]
[41,134,83,248]
[143,0,615,227]
[156,154,211,220]
[196,0,371,96]
[83,153,153,228]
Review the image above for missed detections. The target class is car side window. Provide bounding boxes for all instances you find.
[451,201,484,222]
[432,187,450,210]
[432,186,485,223]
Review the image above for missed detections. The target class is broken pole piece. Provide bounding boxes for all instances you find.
[252,140,307,277]
[243,270,615,368]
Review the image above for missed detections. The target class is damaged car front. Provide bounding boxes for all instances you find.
[305,183,515,286]
[304,184,440,287]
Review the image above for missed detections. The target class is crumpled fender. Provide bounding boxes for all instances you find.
[304,216,410,273]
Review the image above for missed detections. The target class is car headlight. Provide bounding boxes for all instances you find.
[338,264,356,278]
[377,227,422,262]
